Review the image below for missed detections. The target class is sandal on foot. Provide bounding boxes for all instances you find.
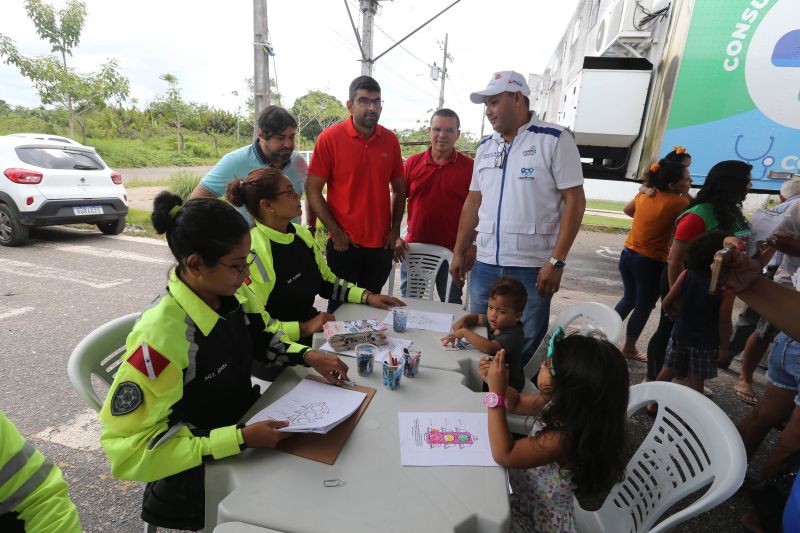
[735,385,759,406]
[623,351,648,363]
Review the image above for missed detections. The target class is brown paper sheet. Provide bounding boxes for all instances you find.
[274,376,376,465]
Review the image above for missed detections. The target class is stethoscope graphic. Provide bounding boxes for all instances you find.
[734,134,776,179]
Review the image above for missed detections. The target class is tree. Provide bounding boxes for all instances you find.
[0,0,129,140]
[152,73,190,152]
[291,91,348,141]
[194,104,237,157]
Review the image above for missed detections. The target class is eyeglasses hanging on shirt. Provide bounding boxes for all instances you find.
[494,139,509,169]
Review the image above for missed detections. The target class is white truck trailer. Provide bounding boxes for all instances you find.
[531,0,800,192]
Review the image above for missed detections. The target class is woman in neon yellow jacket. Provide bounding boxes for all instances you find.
[99,192,349,530]
[227,167,404,347]
[0,410,81,532]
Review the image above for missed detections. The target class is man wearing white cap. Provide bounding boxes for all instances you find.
[450,70,586,360]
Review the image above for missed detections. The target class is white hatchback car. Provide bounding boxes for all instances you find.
[0,135,128,246]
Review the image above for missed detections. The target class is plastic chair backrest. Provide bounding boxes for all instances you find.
[67,313,139,412]
[523,302,623,383]
[574,382,747,533]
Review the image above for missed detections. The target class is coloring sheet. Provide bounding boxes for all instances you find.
[382,309,454,333]
[320,336,413,363]
[398,412,498,467]
[247,379,366,434]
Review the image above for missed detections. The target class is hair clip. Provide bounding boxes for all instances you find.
[673,145,687,154]
[650,162,661,173]
[168,205,181,219]
[546,326,565,376]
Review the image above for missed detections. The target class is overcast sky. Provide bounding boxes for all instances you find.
[0,0,579,137]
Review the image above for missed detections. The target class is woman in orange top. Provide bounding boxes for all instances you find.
[615,160,692,361]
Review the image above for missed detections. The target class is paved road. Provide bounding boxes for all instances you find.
[0,226,777,532]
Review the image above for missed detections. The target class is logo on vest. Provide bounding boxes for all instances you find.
[518,167,535,180]
[523,145,537,157]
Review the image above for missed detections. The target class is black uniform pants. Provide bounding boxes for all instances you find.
[325,240,393,312]
[142,464,204,531]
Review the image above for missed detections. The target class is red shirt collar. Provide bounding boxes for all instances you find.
[345,116,381,139]
[423,147,458,166]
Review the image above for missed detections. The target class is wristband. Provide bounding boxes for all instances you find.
[361,290,371,304]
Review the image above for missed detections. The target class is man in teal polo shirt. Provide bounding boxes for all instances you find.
[191,105,307,224]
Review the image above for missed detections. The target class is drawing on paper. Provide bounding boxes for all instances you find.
[409,416,476,449]
[286,401,330,426]
[424,427,475,449]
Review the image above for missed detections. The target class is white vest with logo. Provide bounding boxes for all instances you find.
[472,115,583,268]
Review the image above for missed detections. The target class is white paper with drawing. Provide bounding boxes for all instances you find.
[320,336,413,363]
[398,412,498,467]
[247,379,366,434]
[382,310,453,333]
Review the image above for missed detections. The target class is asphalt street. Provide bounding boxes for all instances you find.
[0,226,778,532]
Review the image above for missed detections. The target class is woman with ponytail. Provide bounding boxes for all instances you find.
[98,192,349,530]
[615,159,692,361]
[227,168,404,348]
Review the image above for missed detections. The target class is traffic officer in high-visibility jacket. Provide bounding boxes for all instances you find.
[0,410,82,532]
[98,192,349,530]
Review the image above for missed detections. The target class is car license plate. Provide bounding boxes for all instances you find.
[73,206,103,216]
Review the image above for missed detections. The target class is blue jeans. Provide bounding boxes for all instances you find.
[768,333,800,406]
[469,261,549,363]
[400,260,463,304]
[615,248,665,341]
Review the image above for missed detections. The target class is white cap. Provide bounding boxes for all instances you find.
[780,177,800,199]
[469,71,530,104]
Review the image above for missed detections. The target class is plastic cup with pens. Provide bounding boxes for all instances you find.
[392,307,409,333]
[403,346,422,378]
[383,353,405,390]
[355,343,377,376]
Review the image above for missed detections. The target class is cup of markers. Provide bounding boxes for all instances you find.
[403,346,422,378]
[355,343,377,376]
[392,307,409,333]
[383,353,405,390]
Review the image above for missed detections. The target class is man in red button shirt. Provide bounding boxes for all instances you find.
[395,108,475,303]
[306,76,405,312]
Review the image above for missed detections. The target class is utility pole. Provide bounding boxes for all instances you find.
[253,0,271,132]
[437,33,450,109]
[344,0,462,78]
[360,0,378,75]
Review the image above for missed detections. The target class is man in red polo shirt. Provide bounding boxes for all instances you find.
[395,108,474,303]
[306,76,405,312]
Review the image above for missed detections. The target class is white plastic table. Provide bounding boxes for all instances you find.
[205,359,510,533]
[313,298,487,390]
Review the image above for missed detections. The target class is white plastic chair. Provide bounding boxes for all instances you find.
[68,313,140,412]
[574,381,747,532]
[506,302,623,433]
[66,313,158,533]
[386,243,454,302]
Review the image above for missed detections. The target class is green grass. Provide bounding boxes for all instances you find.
[586,199,627,212]
[582,215,632,228]
[124,208,162,239]
[124,179,174,188]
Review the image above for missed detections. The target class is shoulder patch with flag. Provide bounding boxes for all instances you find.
[128,343,170,380]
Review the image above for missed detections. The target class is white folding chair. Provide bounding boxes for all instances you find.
[67,313,159,533]
[507,302,623,433]
[574,382,747,532]
[68,313,140,412]
[386,243,454,302]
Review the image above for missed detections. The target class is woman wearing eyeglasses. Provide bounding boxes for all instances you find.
[227,168,404,349]
[98,192,348,530]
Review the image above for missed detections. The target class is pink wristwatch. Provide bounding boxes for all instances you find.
[484,392,506,409]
